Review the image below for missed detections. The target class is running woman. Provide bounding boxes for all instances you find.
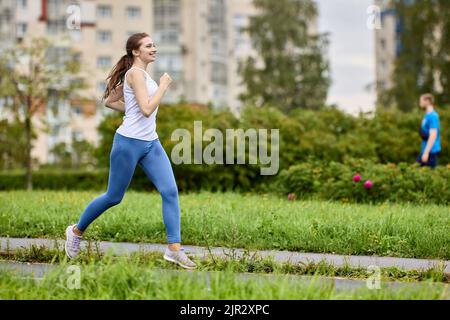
[417,93,441,168]
[65,33,196,269]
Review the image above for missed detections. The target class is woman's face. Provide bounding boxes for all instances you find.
[134,37,157,64]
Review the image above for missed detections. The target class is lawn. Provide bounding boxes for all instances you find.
[0,191,449,259]
[2,246,447,283]
[0,256,448,300]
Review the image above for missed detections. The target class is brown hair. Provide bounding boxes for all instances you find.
[421,93,435,105]
[102,32,150,100]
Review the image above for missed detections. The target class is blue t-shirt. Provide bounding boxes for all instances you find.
[421,110,441,154]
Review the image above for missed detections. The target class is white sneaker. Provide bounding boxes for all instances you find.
[65,224,82,259]
[163,247,197,270]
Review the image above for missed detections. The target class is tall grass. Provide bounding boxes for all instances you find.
[0,257,448,300]
[1,245,448,283]
[0,191,449,259]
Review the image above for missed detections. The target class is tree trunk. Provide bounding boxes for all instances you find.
[25,96,33,191]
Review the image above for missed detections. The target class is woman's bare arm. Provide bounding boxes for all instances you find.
[105,85,125,112]
[105,99,125,112]
[128,70,170,118]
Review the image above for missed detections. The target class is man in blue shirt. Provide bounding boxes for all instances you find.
[417,93,441,168]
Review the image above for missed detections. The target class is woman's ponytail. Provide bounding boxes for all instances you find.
[102,54,132,100]
[102,32,150,100]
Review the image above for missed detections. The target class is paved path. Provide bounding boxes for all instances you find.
[1,261,446,294]
[1,237,448,274]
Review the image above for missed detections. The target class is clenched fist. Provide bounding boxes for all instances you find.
[160,73,173,88]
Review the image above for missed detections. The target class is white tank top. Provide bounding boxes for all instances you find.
[116,66,159,141]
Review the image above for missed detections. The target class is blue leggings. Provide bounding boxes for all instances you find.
[76,132,181,243]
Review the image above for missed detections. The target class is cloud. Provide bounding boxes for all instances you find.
[329,93,376,115]
[317,0,376,113]
[334,55,374,69]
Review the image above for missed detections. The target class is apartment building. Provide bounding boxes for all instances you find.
[1,0,153,164]
[1,0,317,166]
[227,0,260,114]
[374,0,444,102]
[374,0,399,93]
[0,0,14,48]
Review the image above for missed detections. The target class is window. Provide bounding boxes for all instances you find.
[1,7,12,25]
[73,107,82,116]
[47,0,63,19]
[46,19,66,35]
[211,61,227,85]
[46,46,70,65]
[209,0,226,35]
[127,31,140,38]
[73,52,82,63]
[16,23,27,37]
[211,36,226,57]
[97,56,112,68]
[154,30,178,44]
[52,124,61,137]
[233,14,250,51]
[70,29,82,42]
[16,0,27,9]
[126,6,141,19]
[97,5,112,18]
[97,81,107,95]
[154,54,182,84]
[73,130,83,141]
[154,0,180,44]
[155,54,182,71]
[97,30,112,43]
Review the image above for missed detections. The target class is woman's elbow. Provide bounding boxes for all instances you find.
[141,109,151,117]
[141,104,154,117]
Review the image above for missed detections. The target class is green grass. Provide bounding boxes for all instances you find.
[0,191,449,259]
[0,255,448,300]
[1,245,448,283]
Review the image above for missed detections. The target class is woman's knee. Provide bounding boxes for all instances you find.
[106,193,123,206]
[160,185,178,200]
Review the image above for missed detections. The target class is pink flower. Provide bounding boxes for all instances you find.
[352,174,362,183]
[364,180,373,189]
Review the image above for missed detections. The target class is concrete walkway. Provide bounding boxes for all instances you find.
[0,237,448,274]
[1,261,446,294]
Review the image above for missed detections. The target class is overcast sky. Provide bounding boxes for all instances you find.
[316,0,376,114]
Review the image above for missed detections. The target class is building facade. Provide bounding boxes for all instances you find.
[1,0,317,166]
[374,0,443,103]
[0,0,15,49]
[374,0,399,94]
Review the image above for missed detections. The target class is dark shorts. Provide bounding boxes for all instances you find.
[416,152,440,168]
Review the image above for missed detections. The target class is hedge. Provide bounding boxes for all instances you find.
[2,160,449,204]
[277,159,450,204]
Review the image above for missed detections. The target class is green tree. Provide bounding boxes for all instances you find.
[49,139,95,169]
[238,0,330,113]
[0,37,86,190]
[0,116,32,170]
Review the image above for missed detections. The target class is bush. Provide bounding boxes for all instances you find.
[2,103,448,200]
[2,160,449,205]
[0,165,267,193]
[0,169,109,191]
[277,159,450,204]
